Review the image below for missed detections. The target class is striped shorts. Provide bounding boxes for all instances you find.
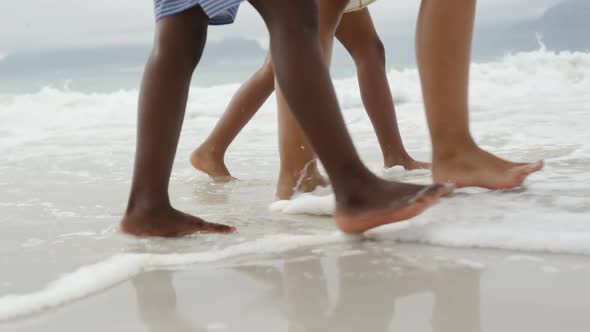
[154,0,244,25]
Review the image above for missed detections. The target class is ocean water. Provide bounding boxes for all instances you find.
[1,47,589,320]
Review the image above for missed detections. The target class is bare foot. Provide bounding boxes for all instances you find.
[276,162,329,200]
[335,179,453,234]
[190,146,234,182]
[385,154,431,170]
[433,147,544,190]
[121,206,235,237]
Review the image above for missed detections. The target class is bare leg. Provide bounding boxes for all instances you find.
[336,9,430,170]
[193,6,428,189]
[275,0,348,200]
[121,7,235,237]
[251,0,452,234]
[275,86,328,200]
[417,0,543,189]
[191,55,275,181]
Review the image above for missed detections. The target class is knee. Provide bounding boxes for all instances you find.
[352,35,386,69]
[370,37,387,67]
[254,0,319,39]
[253,54,276,88]
[259,55,274,76]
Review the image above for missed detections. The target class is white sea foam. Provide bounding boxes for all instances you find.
[270,187,334,216]
[269,48,590,256]
[271,186,590,255]
[0,233,346,321]
[1,47,588,148]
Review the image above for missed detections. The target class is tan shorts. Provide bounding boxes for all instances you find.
[344,0,377,13]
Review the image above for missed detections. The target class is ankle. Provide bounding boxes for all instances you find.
[195,143,225,161]
[332,170,380,206]
[280,158,321,179]
[277,169,300,187]
[432,135,478,163]
[383,150,412,167]
[126,193,171,216]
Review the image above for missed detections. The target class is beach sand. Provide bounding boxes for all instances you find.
[2,243,589,332]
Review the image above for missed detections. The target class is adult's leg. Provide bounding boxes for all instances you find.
[416,0,543,189]
[191,55,275,181]
[121,7,234,237]
[336,9,430,170]
[274,0,348,200]
[250,0,452,234]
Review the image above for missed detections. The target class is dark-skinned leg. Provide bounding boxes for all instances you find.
[336,9,430,170]
[250,0,452,234]
[121,7,235,237]
[191,54,275,181]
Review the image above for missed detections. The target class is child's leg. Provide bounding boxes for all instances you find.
[336,9,430,170]
[275,86,328,200]
[275,0,347,200]
[250,0,452,234]
[416,0,543,189]
[191,54,275,181]
[121,7,235,237]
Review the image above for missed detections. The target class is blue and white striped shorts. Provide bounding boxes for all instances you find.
[154,0,244,25]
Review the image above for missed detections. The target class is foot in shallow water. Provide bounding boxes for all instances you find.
[190,146,235,182]
[276,161,330,200]
[433,146,544,190]
[335,178,454,235]
[121,206,235,237]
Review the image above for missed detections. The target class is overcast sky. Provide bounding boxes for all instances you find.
[1,0,563,54]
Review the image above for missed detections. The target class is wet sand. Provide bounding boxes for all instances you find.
[2,242,590,332]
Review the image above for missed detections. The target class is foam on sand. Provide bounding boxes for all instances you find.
[270,186,335,216]
[0,233,347,321]
[269,171,590,256]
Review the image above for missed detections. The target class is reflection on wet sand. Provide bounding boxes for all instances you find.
[238,246,481,332]
[131,245,482,332]
[132,271,205,332]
